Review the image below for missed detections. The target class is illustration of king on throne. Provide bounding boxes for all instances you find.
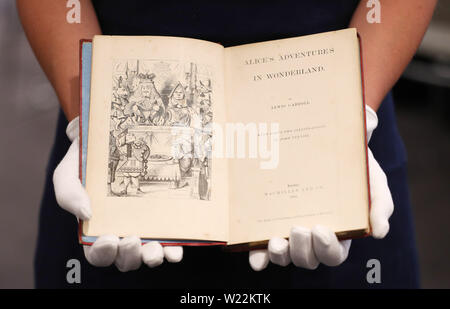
[129,73,165,126]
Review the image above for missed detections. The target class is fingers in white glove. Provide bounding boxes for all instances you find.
[268,237,291,267]
[163,246,183,263]
[365,105,378,142]
[83,235,119,267]
[368,150,394,239]
[249,226,351,271]
[365,106,393,238]
[289,226,319,269]
[249,249,270,271]
[142,241,165,268]
[311,225,351,267]
[84,237,183,270]
[66,117,80,142]
[53,137,91,220]
[115,236,142,272]
[142,242,184,268]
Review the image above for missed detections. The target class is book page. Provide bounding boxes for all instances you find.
[225,29,369,245]
[85,36,229,242]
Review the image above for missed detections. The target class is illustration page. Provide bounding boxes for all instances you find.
[85,36,229,242]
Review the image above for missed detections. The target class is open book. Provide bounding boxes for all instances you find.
[79,28,370,248]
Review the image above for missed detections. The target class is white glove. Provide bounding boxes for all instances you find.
[249,105,394,271]
[53,116,183,272]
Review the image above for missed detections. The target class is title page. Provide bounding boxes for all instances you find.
[225,29,369,244]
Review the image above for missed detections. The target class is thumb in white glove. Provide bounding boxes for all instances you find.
[53,116,183,271]
[249,105,394,271]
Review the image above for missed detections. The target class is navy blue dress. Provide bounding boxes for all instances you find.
[34,0,420,288]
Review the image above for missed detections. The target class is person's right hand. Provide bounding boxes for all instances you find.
[248,105,394,271]
[53,116,183,272]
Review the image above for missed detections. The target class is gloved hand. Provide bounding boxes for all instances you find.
[53,116,183,272]
[249,105,394,271]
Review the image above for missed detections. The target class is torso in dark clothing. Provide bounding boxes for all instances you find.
[34,0,418,288]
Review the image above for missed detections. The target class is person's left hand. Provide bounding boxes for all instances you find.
[53,116,183,271]
[249,105,394,271]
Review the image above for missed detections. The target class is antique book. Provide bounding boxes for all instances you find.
[79,28,370,248]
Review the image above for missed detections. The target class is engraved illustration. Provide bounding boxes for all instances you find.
[107,60,213,200]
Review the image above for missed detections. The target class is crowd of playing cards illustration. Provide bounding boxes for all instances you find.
[107,59,213,200]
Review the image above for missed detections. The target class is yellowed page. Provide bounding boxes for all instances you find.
[225,28,369,245]
[85,36,228,242]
